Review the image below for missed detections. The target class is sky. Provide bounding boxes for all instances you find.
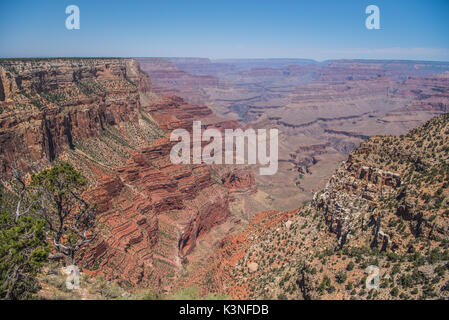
[1,0,449,61]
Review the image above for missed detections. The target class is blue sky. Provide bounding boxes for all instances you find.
[1,0,448,61]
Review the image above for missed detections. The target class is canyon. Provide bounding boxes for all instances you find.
[137,58,449,210]
[1,57,448,300]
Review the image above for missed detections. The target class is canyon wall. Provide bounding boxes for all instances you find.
[0,58,149,174]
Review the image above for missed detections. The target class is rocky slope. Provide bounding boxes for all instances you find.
[195,113,449,300]
[0,58,255,291]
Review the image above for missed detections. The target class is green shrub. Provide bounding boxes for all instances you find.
[0,201,50,299]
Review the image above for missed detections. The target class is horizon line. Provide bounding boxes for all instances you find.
[2,56,449,64]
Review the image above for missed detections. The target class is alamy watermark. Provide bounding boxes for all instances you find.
[170,121,279,175]
[65,5,379,31]
[65,5,80,30]
[63,265,80,290]
[365,265,380,290]
[366,5,380,30]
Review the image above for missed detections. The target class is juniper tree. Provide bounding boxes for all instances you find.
[30,162,97,264]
